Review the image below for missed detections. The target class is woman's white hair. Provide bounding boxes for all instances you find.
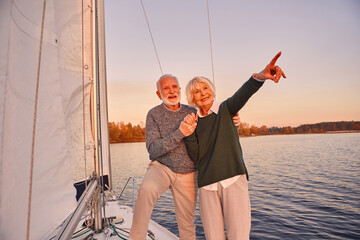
[186,76,215,107]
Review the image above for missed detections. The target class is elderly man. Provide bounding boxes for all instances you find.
[129,74,240,240]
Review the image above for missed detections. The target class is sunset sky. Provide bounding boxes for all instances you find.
[104,0,360,127]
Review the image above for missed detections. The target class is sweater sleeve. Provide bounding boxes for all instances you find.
[184,132,199,162]
[145,111,185,160]
[226,76,264,116]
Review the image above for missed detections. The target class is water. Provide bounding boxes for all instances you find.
[110,133,360,239]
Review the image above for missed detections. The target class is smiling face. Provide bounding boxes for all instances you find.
[193,81,214,115]
[156,76,181,111]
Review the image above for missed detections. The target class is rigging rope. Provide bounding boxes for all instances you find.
[27,1,47,239]
[85,185,101,227]
[140,0,163,75]
[139,1,216,82]
[206,0,215,85]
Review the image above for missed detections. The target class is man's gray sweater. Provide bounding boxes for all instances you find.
[145,104,196,174]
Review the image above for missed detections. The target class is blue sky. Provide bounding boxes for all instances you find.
[104,0,360,127]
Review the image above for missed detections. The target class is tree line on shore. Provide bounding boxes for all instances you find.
[238,121,360,136]
[109,121,360,143]
[109,122,145,143]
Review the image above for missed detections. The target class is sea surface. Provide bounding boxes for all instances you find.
[110,133,360,239]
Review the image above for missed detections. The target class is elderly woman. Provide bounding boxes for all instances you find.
[182,52,286,240]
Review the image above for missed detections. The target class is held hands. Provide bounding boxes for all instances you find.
[179,113,198,137]
[253,51,286,83]
[180,112,240,136]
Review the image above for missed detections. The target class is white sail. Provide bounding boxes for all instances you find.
[0,0,178,239]
[0,0,107,239]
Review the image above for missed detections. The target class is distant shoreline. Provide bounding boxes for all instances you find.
[239,130,360,138]
[110,130,360,144]
[110,139,145,144]
[323,130,360,134]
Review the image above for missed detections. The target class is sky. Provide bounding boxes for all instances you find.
[104,0,360,128]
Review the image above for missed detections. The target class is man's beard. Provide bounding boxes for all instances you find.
[161,93,180,106]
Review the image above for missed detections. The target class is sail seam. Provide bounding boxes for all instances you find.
[10,1,56,43]
[26,1,47,239]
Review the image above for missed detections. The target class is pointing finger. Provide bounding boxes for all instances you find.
[269,51,282,66]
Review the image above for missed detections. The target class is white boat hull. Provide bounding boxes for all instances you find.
[73,201,178,240]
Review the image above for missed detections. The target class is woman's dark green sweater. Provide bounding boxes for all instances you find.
[184,77,264,188]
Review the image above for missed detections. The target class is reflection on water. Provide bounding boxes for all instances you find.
[110,133,360,239]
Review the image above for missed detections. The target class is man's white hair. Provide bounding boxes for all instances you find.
[156,74,179,91]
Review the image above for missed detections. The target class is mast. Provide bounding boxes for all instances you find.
[92,0,103,230]
[96,0,112,191]
[54,0,111,236]
[93,0,111,231]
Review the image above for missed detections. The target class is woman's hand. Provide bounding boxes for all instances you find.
[179,113,198,136]
[253,52,286,83]
[184,113,198,125]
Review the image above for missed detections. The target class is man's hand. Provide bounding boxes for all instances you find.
[253,52,286,83]
[233,113,241,127]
